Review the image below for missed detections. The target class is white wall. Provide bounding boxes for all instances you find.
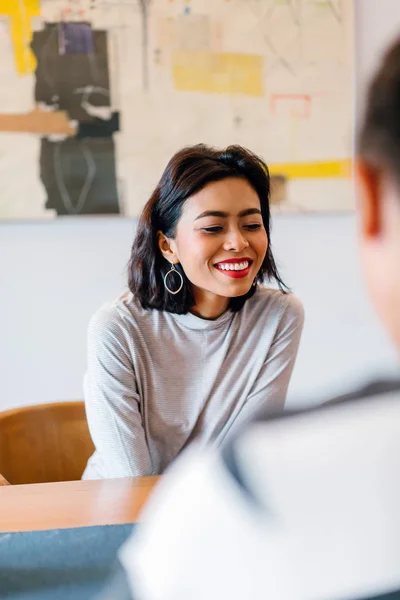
[1,0,399,411]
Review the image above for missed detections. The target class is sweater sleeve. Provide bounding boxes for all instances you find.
[222,294,304,441]
[251,293,304,408]
[83,306,154,478]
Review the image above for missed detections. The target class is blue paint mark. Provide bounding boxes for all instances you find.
[184,5,191,14]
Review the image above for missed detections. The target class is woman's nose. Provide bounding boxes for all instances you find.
[223,230,249,253]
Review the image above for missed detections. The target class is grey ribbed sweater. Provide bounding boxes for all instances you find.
[82,287,304,479]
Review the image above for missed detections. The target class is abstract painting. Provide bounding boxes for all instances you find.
[0,0,354,219]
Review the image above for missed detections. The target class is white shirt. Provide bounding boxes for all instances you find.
[119,385,400,600]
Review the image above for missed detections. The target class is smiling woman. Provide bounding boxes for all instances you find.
[82,144,304,480]
[155,177,269,319]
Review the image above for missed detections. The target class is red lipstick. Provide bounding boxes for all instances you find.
[214,258,253,279]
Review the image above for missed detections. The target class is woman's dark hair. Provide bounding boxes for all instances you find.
[359,36,400,180]
[128,144,288,314]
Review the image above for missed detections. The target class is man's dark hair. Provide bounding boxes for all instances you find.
[128,144,287,314]
[359,36,400,179]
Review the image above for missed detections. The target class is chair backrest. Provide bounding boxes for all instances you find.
[0,401,95,484]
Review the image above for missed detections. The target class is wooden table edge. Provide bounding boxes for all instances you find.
[0,475,160,533]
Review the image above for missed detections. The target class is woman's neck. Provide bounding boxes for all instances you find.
[191,288,229,320]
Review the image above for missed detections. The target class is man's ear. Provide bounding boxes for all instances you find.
[157,231,179,264]
[355,158,382,239]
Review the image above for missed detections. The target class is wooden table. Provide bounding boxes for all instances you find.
[0,475,160,532]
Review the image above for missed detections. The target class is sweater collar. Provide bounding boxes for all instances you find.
[170,308,234,331]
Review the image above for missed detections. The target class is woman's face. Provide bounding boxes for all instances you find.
[163,177,269,315]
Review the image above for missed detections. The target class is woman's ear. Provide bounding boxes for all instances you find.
[355,158,382,239]
[157,231,179,264]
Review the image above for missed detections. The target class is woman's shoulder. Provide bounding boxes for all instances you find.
[253,287,303,315]
[247,287,304,328]
[87,291,145,337]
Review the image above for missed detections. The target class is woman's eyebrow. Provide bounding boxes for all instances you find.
[194,210,228,221]
[194,208,261,221]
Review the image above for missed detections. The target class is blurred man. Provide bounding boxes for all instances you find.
[101,35,400,600]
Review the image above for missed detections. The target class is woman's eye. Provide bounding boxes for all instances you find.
[244,223,262,231]
[202,226,224,234]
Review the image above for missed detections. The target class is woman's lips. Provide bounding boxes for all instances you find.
[216,266,252,279]
[214,259,253,279]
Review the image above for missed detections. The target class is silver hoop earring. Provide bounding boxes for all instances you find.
[252,279,257,287]
[164,263,184,295]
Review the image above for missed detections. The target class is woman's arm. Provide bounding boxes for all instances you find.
[222,294,304,442]
[248,293,304,409]
[84,306,154,478]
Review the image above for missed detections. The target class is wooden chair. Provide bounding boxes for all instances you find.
[0,401,95,485]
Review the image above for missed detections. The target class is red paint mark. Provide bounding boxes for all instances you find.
[270,93,311,119]
[215,21,222,48]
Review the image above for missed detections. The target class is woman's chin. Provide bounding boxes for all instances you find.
[230,288,252,298]
[219,282,253,298]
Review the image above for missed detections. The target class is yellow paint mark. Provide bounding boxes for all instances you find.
[0,0,41,75]
[172,51,264,96]
[269,159,352,179]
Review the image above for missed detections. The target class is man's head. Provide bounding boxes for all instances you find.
[357,37,400,351]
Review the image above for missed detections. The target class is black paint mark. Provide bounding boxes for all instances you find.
[31,24,111,122]
[138,0,151,91]
[77,111,120,138]
[40,137,120,215]
[264,35,297,77]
